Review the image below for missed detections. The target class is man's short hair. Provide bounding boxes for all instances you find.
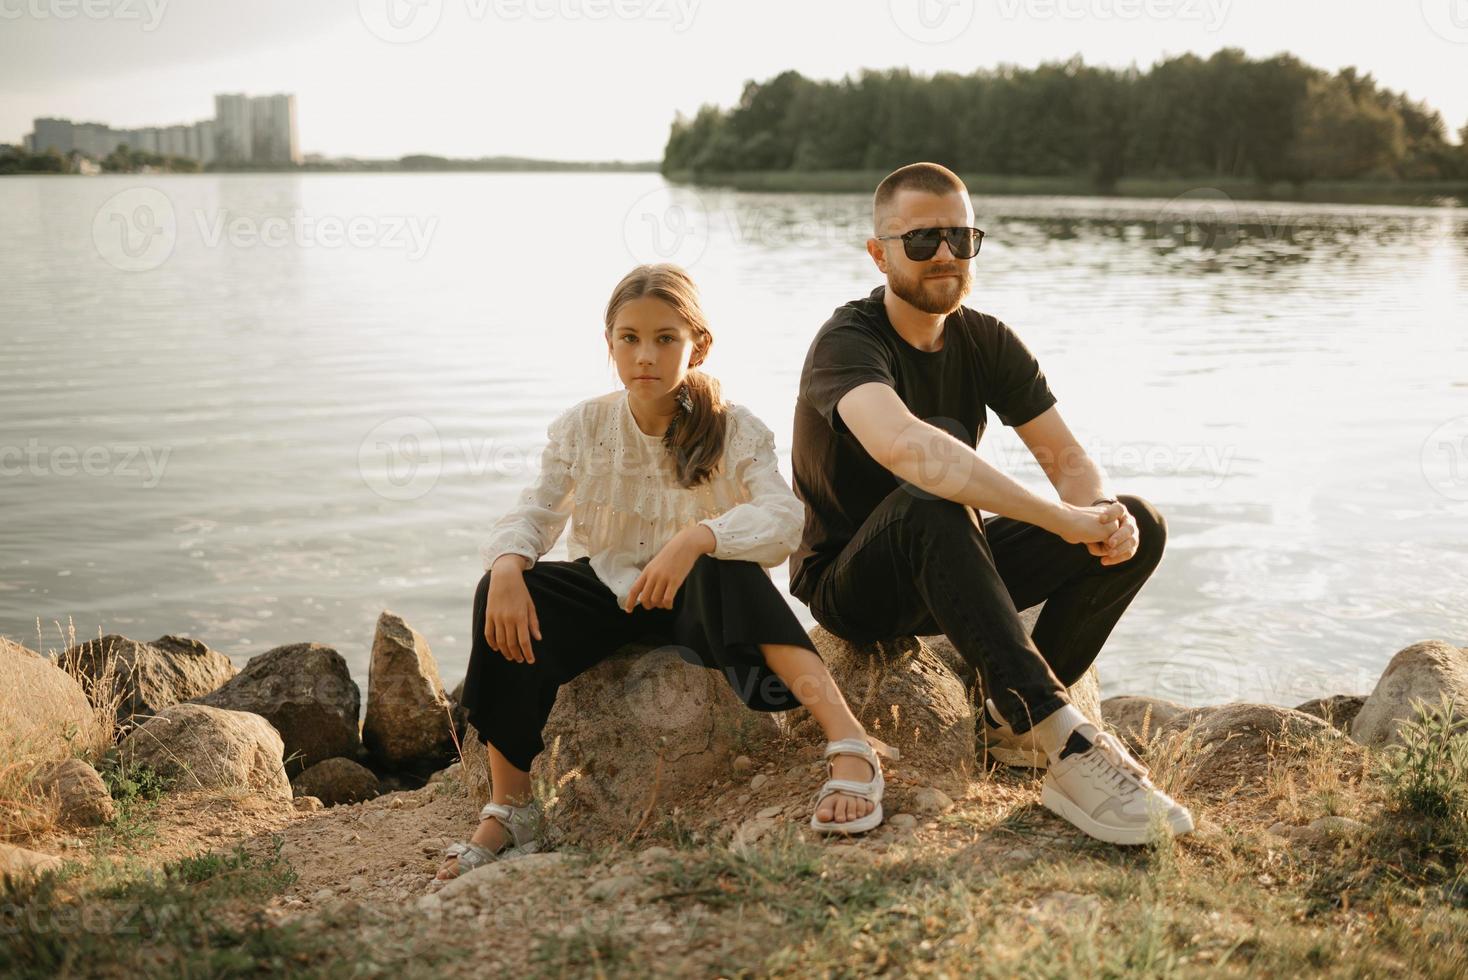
[873,162,967,234]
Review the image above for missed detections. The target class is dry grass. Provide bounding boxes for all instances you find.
[0,617,142,843]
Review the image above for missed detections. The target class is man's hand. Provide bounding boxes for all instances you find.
[1053,500,1125,548]
[624,524,717,612]
[1085,502,1140,566]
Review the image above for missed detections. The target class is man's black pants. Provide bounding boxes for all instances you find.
[806,489,1167,735]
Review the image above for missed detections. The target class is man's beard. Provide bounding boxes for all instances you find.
[888,263,972,315]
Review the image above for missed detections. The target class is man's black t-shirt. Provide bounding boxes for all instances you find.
[787,284,1058,604]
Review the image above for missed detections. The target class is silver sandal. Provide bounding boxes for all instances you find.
[439,798,544,879]
[809,737,886,835]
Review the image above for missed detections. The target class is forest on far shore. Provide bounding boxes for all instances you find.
[661,50,1468,189]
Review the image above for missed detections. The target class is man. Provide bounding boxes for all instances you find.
[788,162,1192,845]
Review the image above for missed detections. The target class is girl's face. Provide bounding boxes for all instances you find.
[607,296,698,400]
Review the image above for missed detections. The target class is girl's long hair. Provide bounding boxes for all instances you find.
[604,263,727,488]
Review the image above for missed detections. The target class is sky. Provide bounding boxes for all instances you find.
[1,0,1465,159]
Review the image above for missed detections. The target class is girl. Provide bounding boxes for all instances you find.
[437,264,885,880]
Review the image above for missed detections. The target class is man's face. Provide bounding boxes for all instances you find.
[869,189,976,316]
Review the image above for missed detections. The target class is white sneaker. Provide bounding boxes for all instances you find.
[1040,723,1194,845]
[979,698,1048,770]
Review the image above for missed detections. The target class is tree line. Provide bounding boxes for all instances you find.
[662,50,1468,186]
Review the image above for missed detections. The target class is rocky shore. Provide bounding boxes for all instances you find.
[2,606,1465,976]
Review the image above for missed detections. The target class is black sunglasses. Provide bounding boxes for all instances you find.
[876,225,985,261]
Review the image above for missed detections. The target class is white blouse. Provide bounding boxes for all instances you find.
[480,387,804,609]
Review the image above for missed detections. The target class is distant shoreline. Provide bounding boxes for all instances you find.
[663,169,1468,208]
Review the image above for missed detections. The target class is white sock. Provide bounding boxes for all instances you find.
[1029,704,1091,762]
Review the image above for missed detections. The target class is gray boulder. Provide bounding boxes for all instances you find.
[1350,640,1468,749]
[62,633,237,729]
[195,642,360,775]
[1101,695,1189,751]
[809,628,973,780]
[1293,694,1367,732]
[119,702,292,800]
[290,756,381,806]
[0,637,96,762]
[33,757,115,827]
[362,612,456,773]
[460,638,781,844]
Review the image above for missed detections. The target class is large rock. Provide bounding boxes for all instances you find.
[62,633,237,730]
[1159,702,1340,772]
[460,638,781,844]
[1350,640,1468,749]
[362,612,456,773]
[1101,695,1189,752]
[1294,694,1366,732]
[810,628,974,780]
[290,757,381,806]
[0,843,63,881]
[195,642,360,775]
[118,702,292,801]
[0,637,96,762]
[33,758,115,827]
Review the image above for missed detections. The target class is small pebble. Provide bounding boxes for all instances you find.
[888,813,917,831]
[732,755,753,775]
[750,774,768,791]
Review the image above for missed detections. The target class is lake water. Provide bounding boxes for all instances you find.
[2,172,1465,708]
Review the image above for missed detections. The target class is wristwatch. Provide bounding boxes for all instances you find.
[1091,497,1119,507]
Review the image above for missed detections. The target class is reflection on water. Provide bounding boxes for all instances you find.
[2,173,1465,707]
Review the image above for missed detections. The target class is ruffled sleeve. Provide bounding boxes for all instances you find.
[479,406,578,572]
[698,407,804,567]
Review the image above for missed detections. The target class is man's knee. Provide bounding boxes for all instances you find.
[1118,493,1166,566]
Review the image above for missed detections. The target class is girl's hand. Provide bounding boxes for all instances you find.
[624,524,716,611]
[485,559,542,663]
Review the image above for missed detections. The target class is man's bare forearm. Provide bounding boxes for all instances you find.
[1053,456,1115,508]
[885,419,1064,530]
